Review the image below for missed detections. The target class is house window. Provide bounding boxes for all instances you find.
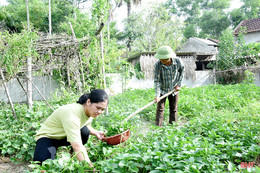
[195,54,214,71]
[196,61,214,70]
[196,61,204,70]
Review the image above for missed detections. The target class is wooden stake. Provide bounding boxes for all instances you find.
[16,77,27,95]
[69,22,84,93]
[24,74,53,111]
[0,70,17,119]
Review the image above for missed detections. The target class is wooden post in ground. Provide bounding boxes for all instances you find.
[24,74,54,111]
[0,70,17,119]
[49,0,52,35]
[69,22,84,93]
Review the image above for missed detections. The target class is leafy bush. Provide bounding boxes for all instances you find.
[242,70,256,84]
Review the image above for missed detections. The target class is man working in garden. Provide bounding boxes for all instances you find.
[154,45,185,126]
[33,89,108,167]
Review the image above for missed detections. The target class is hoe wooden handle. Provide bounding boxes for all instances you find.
[122,89,178,123]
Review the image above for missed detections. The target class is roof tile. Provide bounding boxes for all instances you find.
[234,17,260,35]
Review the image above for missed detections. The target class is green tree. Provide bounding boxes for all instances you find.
[121,3,184,53]
[217,29,236,71]
[229,8,246,28]
[116,0,141,51]
[229,0,260,29]
[165,0,232,39]
[216,28,257,84]
[199,10,230,38]
[183,24,198,39]
[0,0,46,32]
[240,0,260,19]
[0,0,74,33]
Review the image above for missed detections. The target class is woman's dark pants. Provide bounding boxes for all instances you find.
[33,126,90,163]
[156,93,179,126]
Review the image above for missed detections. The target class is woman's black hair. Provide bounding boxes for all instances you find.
[77,89,109,105]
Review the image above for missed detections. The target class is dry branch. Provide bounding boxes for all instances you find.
[81,22,104,48]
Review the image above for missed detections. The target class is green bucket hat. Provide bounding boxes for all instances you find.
[154,46,176,59]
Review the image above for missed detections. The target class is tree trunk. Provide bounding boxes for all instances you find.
[73,0,77,19]
[27,56,33,109]
[49,0,52,35]
[26,0,33,109]
[100,27,106,89]
[127,1,132,52]
[26,0,30,30]
[69,22,84,93]
[127,1,131,18]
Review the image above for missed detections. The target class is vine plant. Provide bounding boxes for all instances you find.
[0,30,39,82]
[216,28,260,84]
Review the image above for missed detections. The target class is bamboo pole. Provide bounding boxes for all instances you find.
[26,0,33,109]
[122,90,178,123]
[27,56,33,109]
[49,0,52,35]
[0,70,17,119]
[81,22,104,48]
[16,77,27,94]
[69,22,84,93]
[26,0,30,31]
[69,22,76,39]
[24,74,53,111]
[100,24,106,89]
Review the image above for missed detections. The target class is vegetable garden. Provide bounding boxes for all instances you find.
[0,84,259,172]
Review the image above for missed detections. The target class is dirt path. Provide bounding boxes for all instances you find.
[0,157,30,173]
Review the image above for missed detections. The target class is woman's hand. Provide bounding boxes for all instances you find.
[88,126,105,140]
[95,131,105,140]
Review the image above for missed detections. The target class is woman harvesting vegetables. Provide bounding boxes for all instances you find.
[33,89,108,167]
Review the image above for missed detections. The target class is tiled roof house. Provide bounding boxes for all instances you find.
[234,17,260,44]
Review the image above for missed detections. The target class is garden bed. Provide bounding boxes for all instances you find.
[0,85,260,172]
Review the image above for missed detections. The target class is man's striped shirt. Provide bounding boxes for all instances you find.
[154,58,185,97]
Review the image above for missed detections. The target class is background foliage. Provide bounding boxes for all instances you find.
[216,28,260,84]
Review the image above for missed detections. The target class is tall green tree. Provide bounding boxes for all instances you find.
[0,0,74,33]
[230,0,260,28]
[116,0,141,51]
[165,0,232,39]
[240,0,260,19]
[229,8,246,28]
[199,10,230,38]
[122,3,184,53]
